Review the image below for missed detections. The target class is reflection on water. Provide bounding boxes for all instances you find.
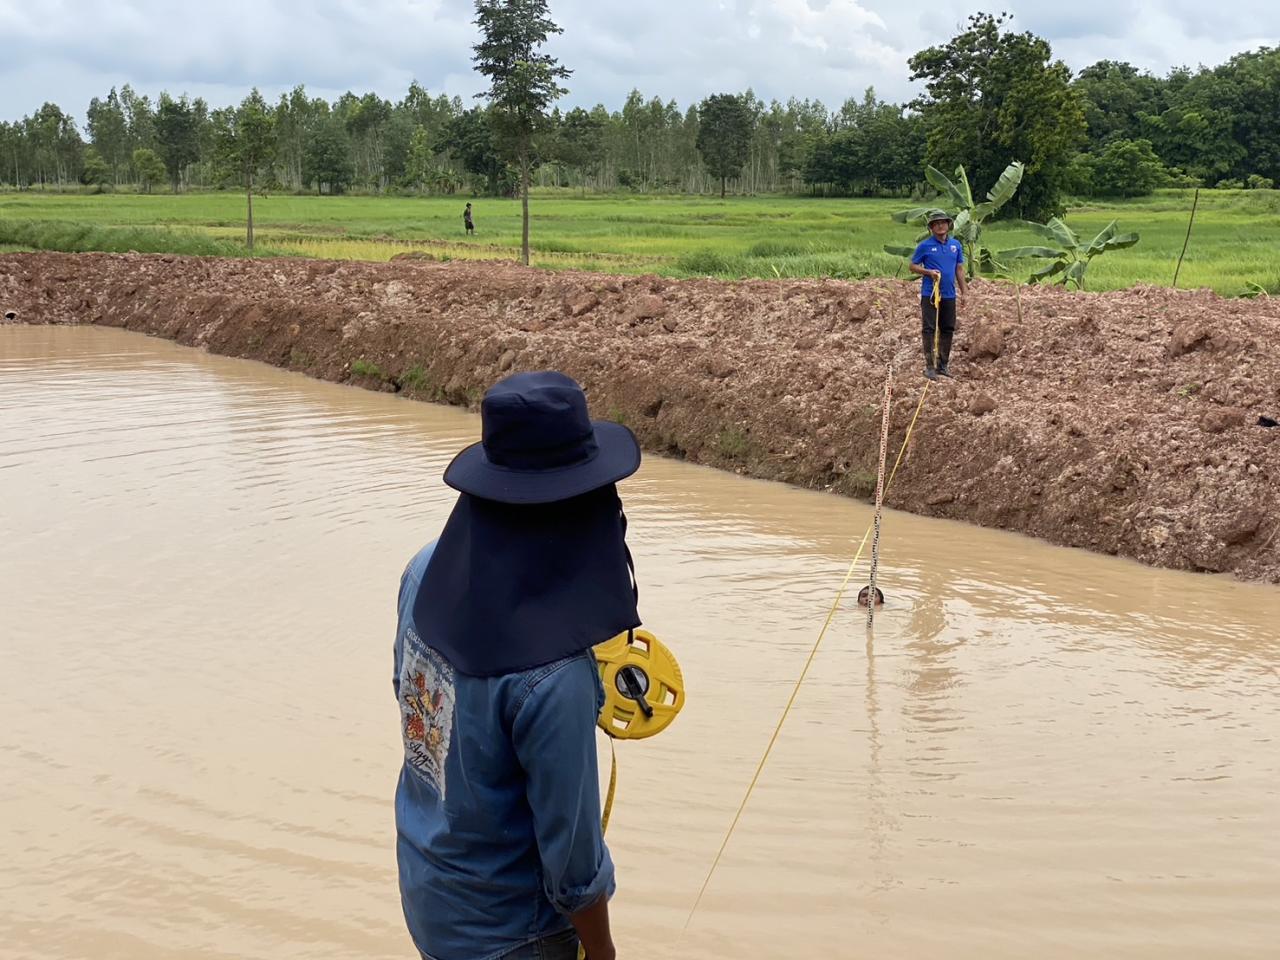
[1,325,1277,960]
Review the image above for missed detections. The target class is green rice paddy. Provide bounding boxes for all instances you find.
[1,188,1276,295]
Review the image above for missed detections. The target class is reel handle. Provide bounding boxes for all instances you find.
[617,665,654,719]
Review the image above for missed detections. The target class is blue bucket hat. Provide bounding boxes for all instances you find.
[443,371,641,504]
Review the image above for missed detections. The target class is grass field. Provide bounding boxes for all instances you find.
[1,188,1277,295]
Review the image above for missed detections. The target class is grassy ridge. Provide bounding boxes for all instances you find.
[0,218,283,257]
[1,189,1276,294]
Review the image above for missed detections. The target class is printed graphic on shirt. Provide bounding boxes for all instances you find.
[399,628,456,797]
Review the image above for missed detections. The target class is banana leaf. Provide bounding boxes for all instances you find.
[1018,219,1060,242]
[1028,258,1068,282]
[1100,232,1139,251]
[954,165,975,208]
[883,244,917,257]
[972,200,995,221]
[976,247,1009,278]
[1018,218,1079,251]
[1043,216,1079,251]
[995,245,1060,260]
[985,161,1024,211]
[891,205,935,224]
[1064,260,1089,289]
[1085,220,1119,251]
[1085,222,1139,255]
[924,165,970,212]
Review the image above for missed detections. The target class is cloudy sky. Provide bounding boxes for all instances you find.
[2,0,1276,123]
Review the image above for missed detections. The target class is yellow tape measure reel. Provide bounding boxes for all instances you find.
[595,628,684,740]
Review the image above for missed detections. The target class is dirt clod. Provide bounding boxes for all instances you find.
[969,323,1005,360]
[969,393,998,416]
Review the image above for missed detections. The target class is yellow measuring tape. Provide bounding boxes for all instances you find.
[594,627,685,832]
[684,381,932,928]
[577,629,684,957]
[932,281,942,368]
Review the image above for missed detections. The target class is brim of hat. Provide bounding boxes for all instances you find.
[443,420,642,505]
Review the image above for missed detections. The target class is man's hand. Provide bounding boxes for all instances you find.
[571,895,614,960]
[930,269,942,281]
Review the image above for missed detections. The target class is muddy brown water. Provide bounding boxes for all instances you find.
[2,325,1277,960]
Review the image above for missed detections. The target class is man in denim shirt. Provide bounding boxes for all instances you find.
[394,371,643,960]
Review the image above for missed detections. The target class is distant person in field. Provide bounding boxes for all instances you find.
[463,202,475,236]
[909,209,967,381]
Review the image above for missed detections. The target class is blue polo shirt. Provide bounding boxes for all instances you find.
[912,234,965,300]
[393,541,614,960]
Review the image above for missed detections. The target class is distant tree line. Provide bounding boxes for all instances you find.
[1,15,1276,217]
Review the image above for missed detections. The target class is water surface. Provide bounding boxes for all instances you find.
[1,325,1276,959]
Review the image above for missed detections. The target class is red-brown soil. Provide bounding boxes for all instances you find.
[4,251,1278,582]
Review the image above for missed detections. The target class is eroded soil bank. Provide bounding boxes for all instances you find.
[3,251,1278,582]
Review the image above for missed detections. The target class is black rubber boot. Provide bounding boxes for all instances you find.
[922,332,937,380]
[937,333,955,378]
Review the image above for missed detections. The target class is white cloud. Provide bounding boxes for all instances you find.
[0,0,1275,125]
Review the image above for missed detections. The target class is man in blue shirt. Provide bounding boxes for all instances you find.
[394,371,643,960]
[909,209,968,380]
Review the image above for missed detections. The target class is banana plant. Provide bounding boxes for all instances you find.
[884,160,1025,277]
[996,219,1139,290]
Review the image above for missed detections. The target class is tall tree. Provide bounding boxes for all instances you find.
[695,94,753,197]
[556,106,605,192]
[215,90,277,250]
[155,94,201,192]
[86,89,129,185]
[1072,61,1165,149]
[472,0,571,265]
[445,106,509,195]
[302,116,354,194]
[909,12,1086,219]
[27,103,82,187]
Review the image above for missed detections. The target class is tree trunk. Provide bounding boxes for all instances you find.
[246,170,255,251]
[520,151,530,267]
[720,175,726,199]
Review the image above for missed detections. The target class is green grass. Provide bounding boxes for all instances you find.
[350,358,387,380]
[1,187,1276,294]
[0,217,283,257]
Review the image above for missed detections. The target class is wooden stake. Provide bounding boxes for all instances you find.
[1172,187,1200,288]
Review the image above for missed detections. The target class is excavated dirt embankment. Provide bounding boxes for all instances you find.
[3,251,1278,582]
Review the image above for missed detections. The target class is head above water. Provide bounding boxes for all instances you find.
[857,585,885,608]
[443,370,641,505]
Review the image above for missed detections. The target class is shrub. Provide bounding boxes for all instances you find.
[1090,139,1167,197]
[1165,167,1204,188]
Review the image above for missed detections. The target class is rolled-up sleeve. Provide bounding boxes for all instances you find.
[512,655,615,916]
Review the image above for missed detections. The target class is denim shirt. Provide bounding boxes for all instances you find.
[393,541,615,960]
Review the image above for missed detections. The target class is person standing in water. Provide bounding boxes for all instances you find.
[393,371,641,960]
[463,202,475,235]
[909,209,967,380]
